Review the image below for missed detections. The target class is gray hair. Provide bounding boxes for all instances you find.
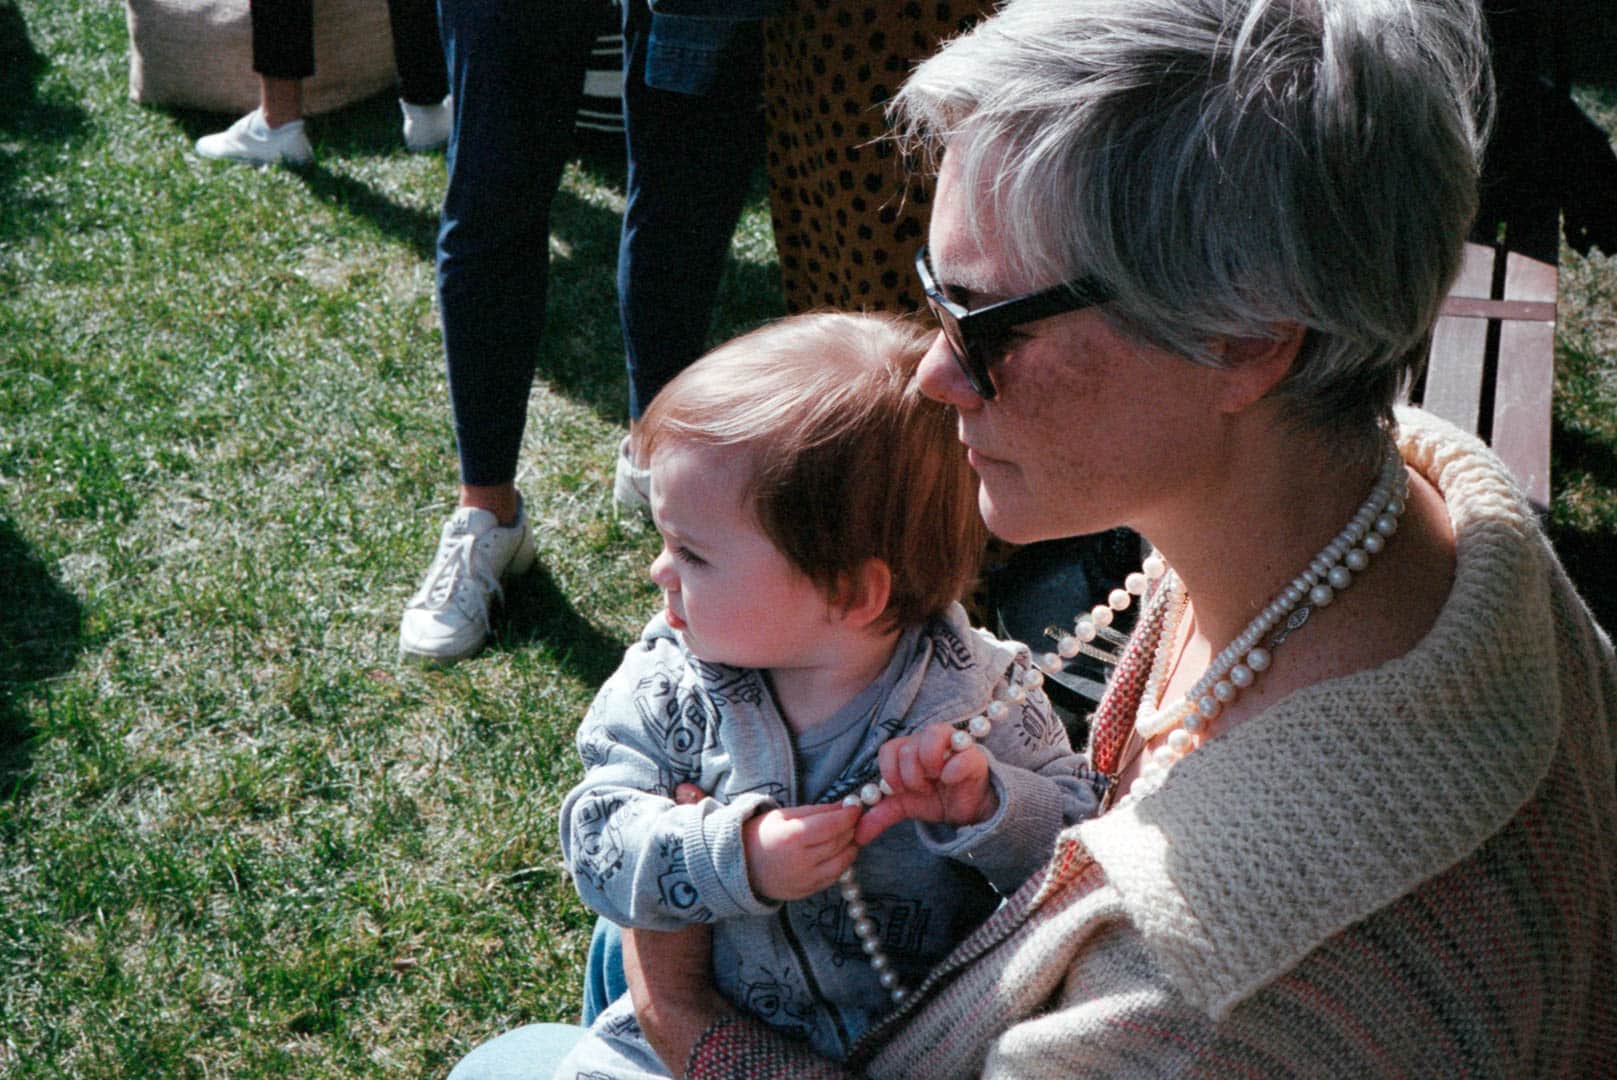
[892,0,1492,454]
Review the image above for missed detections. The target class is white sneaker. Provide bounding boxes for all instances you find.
[401,96,451,152]
[194,108,313,166]
[399,501,536,663]
[612,435,651,517]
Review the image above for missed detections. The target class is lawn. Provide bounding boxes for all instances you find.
[2,1,1614,1076]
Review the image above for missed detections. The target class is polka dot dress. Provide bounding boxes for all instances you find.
[762,0,992,314]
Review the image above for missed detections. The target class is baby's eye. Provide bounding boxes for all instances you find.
[671,545,706,567]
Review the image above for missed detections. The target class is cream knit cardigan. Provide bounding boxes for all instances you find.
[687,409,1617,1079]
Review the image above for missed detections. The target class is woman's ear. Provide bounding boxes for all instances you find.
[1214,323,1307,414]
[835,558,893,630]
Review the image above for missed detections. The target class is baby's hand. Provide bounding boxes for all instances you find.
[855,722,997,846]
[743,803,862,902]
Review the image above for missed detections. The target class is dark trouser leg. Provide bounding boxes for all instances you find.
[386,0,450,105]
[249,0,315,80]
[436,0,595,486]
[617,1,765,419]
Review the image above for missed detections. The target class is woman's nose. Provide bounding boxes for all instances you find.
[917,331,982,410]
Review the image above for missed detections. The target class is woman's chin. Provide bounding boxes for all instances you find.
[980,486,1115,546]
[979,493,1053,546]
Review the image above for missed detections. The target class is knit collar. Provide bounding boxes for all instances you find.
[1075,409,1564,1020]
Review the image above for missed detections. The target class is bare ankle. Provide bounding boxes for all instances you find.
[459,484,519,527]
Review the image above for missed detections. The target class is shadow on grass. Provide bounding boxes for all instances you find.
[1550,524,1617,634]
[495,563,628,689]
[1560,1,1617,87]
[0,0,91,241]
[1550,422,1617,633]
[292,126,779,425]
[295,159,442,260]
[165,96,447,261]
[535,157,785,424]
[176,96,780,426]
[0,514,85,791]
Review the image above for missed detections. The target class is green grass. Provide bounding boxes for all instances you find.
[1,2,779,1074]
[1551,85,1617,628]
[2,0,1615,1075]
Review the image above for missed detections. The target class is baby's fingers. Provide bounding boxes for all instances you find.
[786,802,861,844]
[897,741,935,793]
[916,722,964,773]
[938,743,989,788]
[853,796,910,847]
[877,735,917,792]
[805,843,861,893]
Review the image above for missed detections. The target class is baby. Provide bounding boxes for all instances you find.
[558,312,1105,1076]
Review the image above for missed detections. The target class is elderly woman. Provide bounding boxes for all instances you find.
[451,0,1617,1076]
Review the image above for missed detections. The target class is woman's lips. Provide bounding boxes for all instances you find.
[967,447,1007,470]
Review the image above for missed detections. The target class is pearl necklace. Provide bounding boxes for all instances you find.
[833,658,1048,1004]
[1134,440,1408,772]
[827,439,1405,1004]
[1037,562,1164,671]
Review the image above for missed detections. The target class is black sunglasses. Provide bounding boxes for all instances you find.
[914,244,1114,399]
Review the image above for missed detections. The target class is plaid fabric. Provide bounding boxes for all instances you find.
[686,1014,849,1080]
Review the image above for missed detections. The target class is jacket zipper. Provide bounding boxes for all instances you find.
[759,671,855,1056]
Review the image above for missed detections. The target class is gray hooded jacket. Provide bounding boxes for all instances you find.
[558,603,1105,1070]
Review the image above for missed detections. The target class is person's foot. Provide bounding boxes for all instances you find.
[612,435,651,517]
[401,96,451,152]
[194,108,313,166]
[399,500,535,663]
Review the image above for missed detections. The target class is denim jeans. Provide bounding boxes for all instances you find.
[448,919,626,1080]
[445,1023,583,1080]
[581,915,628,1025]
[436,0,764,485]
[617,0,764,418]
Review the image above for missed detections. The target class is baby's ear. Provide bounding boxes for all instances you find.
[836,558,893,629]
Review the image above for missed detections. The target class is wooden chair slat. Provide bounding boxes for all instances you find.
[1439,296,1557,321]
[1488,251,1558,512]
[1491,317,1555,510]
[1410,241,1557,516]
[1503,247,1559,306]
[1420,243,1498,434]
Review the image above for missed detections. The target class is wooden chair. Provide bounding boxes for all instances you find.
[1408,239,1558,514]
[1405,0,1591,518]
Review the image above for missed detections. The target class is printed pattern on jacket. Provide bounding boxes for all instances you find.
[558,603,1106,1069]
